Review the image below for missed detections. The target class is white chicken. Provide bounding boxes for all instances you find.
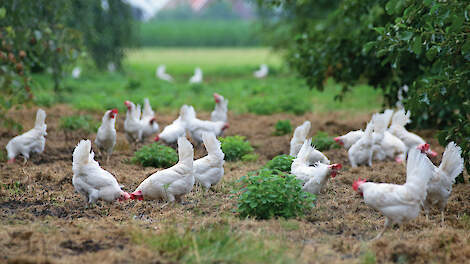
[130,136,194,204]
[348,122,374,167]
[352,148,435,239]
[291,139,341,195]
[388,110,437,157]
[124,100,143,143]
[155,105,188,145]
[193,132,225,190]
[289,121,311,157]
[254,64,269,79]
[334,130,363,150]
[210,93,229,123]
[182,105,228,145]
[140,98,159,141]
[95,109,118,163]
[420,142,464,223]
[72,140,130,204]
[189,67,203,84]
[156,65,173,82]
[6,109,47,164]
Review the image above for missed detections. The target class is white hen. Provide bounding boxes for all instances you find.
[289,121,311,157]
[95,109,118,163]
[189,67,203,84]
[183,105,228,145]
[72,140,130,204]
[155,105,188,145]
[352,148,434,239]
[254,64,269,78]
[140,98,159,141]
[130,136,194,204]
[194,132,225,190]
[348,122,374,167]
[124,100,143,143]
[6,109,47,164]
[156,65,173,82]
[210,93,229,123]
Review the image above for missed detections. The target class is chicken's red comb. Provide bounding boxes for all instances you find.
[329,163,342,170]
[352,178,366,192]
[154,135,160,142]
[213,93,221,103]
[130,190,143,201]
[111,108,118,114]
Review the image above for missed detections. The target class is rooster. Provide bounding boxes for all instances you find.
[211,93,228,123]
[388,110,437,158]
[156,65,173,82]
[291,139,341,195]
[189,67,203,84]
[140,98,159,141]
[419,142,464,223]
[182,105,228,145]
[72,140,130,204]
[289,121,311,157]
[194,132,225,190]
[130,136,194,205]
[95,109,118,163]
[348,122,374,167]
[124,100,143,143]
[352,148,434,239]
[254,64,268,79]
[155,105,188,145]
[6,109,47,164]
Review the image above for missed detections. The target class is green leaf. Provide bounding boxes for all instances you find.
[426,46,438,61]
[462,41,470,55]
[398,31,413,41]
[412,36,422,55]
[0,7,6,19]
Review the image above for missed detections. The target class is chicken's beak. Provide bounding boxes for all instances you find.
[130,190,143,201]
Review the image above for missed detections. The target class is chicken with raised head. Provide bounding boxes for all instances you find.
[348,122,374,167]
[156,65,173,82]
[189,67,203,84]
[140,98,159,141]
[124,100,143,143]
[6,109,47,164]
[291,139,341,195]
[388,110,437,157]
[72,140,130,205]
[95,109,118,163]
[289,121,311,157]
[194,132,225,190]
[419,142,464,223]
[352,148,434,239]
[182,105,228,145]
[130,136,194,204]
[211,93,228,123]
[254,64,268,78]
[155,105,188,145]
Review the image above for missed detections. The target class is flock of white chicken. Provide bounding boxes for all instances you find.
[4,95,464,239]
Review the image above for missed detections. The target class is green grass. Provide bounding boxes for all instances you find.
[32,48,382,114]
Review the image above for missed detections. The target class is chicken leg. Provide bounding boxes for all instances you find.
[373,217,391,240]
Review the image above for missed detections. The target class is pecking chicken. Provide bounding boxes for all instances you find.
[348,122,374,167]
[156,65,173,82]
[254,64,269,78]
[72,140,130,204]
[211,93,229,123]
[182,105,228,145]
[334,130,363,150]
[140,98,159,141]
[130,136,194,204]
[352,148,434,239]
[289,121,311,157]
[419,142,464,223]
[95,109,118,163]
[124,100,143,143]
[155,105,188,145]
[189,67,203,84]
[6,109,47,164]
[194,132,225,190]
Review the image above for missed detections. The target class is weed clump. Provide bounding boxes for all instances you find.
[236,169,316,219]
[59,115,99,133]
[312,131,341,151]
[273,120,292,136]
[264,155,294,172]
[219,136,254,162]
[132,143,178,168]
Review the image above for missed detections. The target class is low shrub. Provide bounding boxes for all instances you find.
[312,131,340,151]
[235,169,316,219]
[219,136,254,162]
[264,155,295,172]
[273,120,292,136]
[59,115,99,133]
[132,143,178,168]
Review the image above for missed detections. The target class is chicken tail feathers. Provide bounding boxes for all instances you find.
[143,98,154,118]
[405,148,434,198]
[35,109,46,128]
[382,109,394,128]
[177,136,194,169]
[293,121,311,141]
[391,109,411,127]
[73,139,91,167]
[438,142,464,183]
[202,132,224,160]
[181,105,196,123]
[296,139,312,164]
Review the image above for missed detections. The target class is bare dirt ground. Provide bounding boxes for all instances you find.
[1,105,469,264]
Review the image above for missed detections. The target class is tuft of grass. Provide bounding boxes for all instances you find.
[1,181,26,194]
[59,115,99,133]
[132,143,178,168]
[273,120,292,136]
[241,153,259,162]
[264,154,294,172]
[361,250,377,264]
[219,136,254,162]
[311,131,341,151]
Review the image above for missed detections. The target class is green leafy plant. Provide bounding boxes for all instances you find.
[59,115,99,133]
[132,143,178,168]
[264,155,294,172]
[219,136,254,162]
[273,120,292,136]
[235,169,316,219]
[312,131,340,151]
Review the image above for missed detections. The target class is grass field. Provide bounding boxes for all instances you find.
[32,48,383,115]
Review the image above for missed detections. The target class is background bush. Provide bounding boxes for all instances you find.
[263,155,294,172]
[273,120,292,136]
[236,169,316,219]
[312,131,340,152]
[59,115,99,134]
[219,136,254,162]
[132,143,178,168]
